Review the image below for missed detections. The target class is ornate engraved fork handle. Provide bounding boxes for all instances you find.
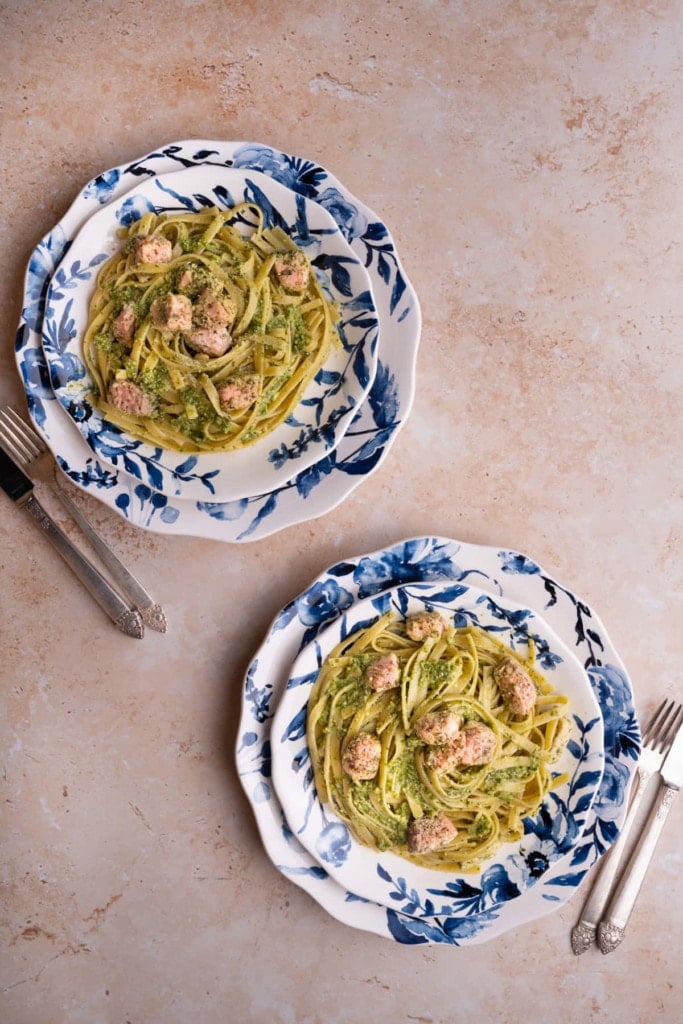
[570,768,652,954]
[598,782,677,953]
[25,494,144,639]
[53,481,167,633]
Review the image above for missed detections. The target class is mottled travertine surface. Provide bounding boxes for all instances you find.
[0,2,681,1022]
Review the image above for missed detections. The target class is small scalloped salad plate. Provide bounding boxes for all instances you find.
[40,164,380,502]
[270,579,604,917]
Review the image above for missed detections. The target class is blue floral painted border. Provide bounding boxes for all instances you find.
[41,168,380,502]
[15,140,420,541]
[236,536,639,945]
[272,580,605,917]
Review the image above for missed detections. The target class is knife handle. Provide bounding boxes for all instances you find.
[52,482,166,633]
[597,781,677,953]
[25,494,144,638]
[570,768,651,954]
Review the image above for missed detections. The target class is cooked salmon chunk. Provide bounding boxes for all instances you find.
[425,722,497,772]
[364,652,400,692]
[413,710,462,745]
[425,741,464,774]
[184,327,232,357]
[273,250,309,292]
[341,733,382,781]
[150,293,193,332]
[131,235,173,265]
[176,267,194,290]
[108,380,154,417]
[456,722,497,765]
[405,611,447,642]
[193,287,236,328]
[494,656,537,716]
[112,303,136,343]
[218,375,260,412]
[407,813,457,853]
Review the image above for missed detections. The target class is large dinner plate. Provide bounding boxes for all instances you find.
[41,165,379,503]
[236,536,639,945]
[271,581,604,916]
[15,139,420,541]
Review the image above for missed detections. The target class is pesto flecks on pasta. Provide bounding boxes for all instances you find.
[306,610,572,873]
[82,204,341,452]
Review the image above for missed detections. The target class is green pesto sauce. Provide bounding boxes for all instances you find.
[351,782,410,849]
[386,737,433,808]
[336,678,370,714]
[288,307,309,353]
[176,263,223,300]
[108,279,173,321]
[178,236,205,254]
[107,281,139,309]
[173,386,231,440]
[139,362,170,396]
[419,659,458,689]
[266,313,287,332]
[482,764,536,794]
[470,815,493,838]
[256,370,294,415]
[264,307,309,351]
[93,332,122,360]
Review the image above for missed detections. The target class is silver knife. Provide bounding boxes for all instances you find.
[0,446,144,638]
[49,479,167,633]
[598,715,683,952]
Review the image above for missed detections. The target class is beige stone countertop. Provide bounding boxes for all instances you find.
[1,1,681,1022]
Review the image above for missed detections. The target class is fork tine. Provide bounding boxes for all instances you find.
[642,698,683,754]
[0,420,32,468]
[661,704,683,750]
[4,407,44,456]
[641,698,670,745]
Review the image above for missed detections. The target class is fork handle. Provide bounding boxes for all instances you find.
[25,494,144,638]
[570,769,651,954]
[597,782,677,953]
[53,484,167,633]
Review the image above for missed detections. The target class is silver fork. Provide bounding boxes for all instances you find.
[571,697,683,954]
[0,407,167,633]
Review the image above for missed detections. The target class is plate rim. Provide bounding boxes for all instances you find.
[235,534,639,944]
[15,138,421,540]
[40,162,381,502]
[270,577,605,914]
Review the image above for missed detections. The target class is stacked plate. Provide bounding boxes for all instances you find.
[15,140,421,541]
[236,536,640,945]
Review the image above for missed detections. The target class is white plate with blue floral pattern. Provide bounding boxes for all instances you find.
[236,536,639,945]
[15,139,420,540]
[271,580,604,916]
[41,164,380,502]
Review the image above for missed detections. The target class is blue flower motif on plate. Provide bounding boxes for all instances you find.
[235,537,638,943]
[39,160,382,507]
[15,139,419,540]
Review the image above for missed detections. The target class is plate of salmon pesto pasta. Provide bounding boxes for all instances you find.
[271,581,604,914]
[40,166,379,502]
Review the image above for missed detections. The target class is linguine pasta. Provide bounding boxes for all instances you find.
[306,610,571,873]
[82,203,340,452]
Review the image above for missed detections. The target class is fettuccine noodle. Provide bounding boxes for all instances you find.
[83,203,340,452]
[306,610,571,873]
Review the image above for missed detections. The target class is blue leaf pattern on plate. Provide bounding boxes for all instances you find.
[235,536,638,944]
[12,143,637,940]
[17,141,415,536]
[39,156,383,506]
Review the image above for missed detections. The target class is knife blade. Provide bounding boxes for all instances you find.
[0,445,144,638]
[598,714,683,952]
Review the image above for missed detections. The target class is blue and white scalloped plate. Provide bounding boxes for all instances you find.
[271,580,604,916]
[236,536,639,945]
[15,139,420,540]
[41,165,380,503]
